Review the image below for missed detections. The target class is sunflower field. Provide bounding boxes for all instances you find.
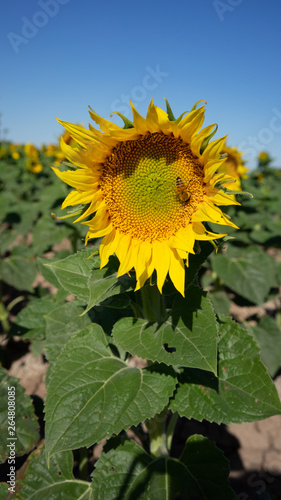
[1,100,281,499]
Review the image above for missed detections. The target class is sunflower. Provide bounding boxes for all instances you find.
[220,144,248,192]
[53,99,239,296]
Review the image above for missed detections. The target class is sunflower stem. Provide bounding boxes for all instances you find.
[146,409,168,457]
[78,447,88,480]
[166,412,179,453]
[0,301,9,333]
[139,285,166,323]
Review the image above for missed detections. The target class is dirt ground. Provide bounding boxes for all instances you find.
[5,348,281,499]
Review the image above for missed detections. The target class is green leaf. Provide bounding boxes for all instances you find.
[212,246,276,305]
[0,255,37,292]
[6,201,40,236]
[35,182,68,213]
[10,296,56,339]
[47,250,134,311]
[246,316,281,378]
[32,216,73,255]
[0,484,7,499]
[85,257,134,312]
[46,248,96,303]
[45,325,176,460]
[36,251,71,289]
[209,291,231,315]
[0,369,40,462]
[91,435,234,499]
[0,228,17,254]
[44,302,92,363]
[113,287,218,374]
[16,446,91,500]
[170,316,281,424]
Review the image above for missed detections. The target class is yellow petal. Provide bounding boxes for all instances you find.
[61,189,97,209]
[88,107,121,132]
[116,235,137,276]
[130,101,150,131]
[208,190,240,207]
[74,191,103,222]
[85,203,108,232]
[170,226,195,254]
[56,119,96,146]
[99,228,120,268]
[52,167,99,191]
[193,201,239,228]
[202,136,227,162]
[177,105,205,129]
[85,223,113,243]
[169,249,185,296]
[192,222,226,240]
[146,98,160,127]
[152,242,171,294]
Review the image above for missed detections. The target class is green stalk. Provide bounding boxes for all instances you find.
[140,284,166,323]
[146,409,168,457]
[0,301,9,333]
[166,412,179,453]
[79,447,88,481]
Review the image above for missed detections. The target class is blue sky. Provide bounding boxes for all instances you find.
[1,0,281,169]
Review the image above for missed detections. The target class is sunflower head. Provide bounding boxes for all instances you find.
[53,99,240,296]
[219,144,248,193]
[24,143,38,159]
[258,150,272,169]
[26,158,43,174]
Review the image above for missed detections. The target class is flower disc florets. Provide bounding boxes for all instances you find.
[101,132,204,242]
[53,99,240,296]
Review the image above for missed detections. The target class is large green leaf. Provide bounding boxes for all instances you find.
[0,369,40,462]
[36,250,72,288]
[91,435,234,499]
[84,265,134,313]
[212,245,276,305]
[0,255,37,292]
[113,287,218,374]
[44,302,92,363]
[47,250,134,311]
[170,316,281,424]
[32,216,73,255]
[246,316,281,378]
[46,248,95,303]
[10,296,57,339]
[0,228,17,254]
[16,447,91,500]
[45,325,176,460]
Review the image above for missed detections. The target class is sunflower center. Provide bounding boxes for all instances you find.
[100,132,204,242]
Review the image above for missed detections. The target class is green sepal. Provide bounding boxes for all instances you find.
[163,98,176,121]
[217,183,253,198]
[110,111,134,129]
[200,124,218,154]
[174,111,189,125]
[53,161,80,171]
[51,204,86,220]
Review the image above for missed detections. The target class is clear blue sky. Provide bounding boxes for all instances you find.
[1,0,281,169]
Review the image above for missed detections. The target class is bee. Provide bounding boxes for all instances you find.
[176,177,191,202]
